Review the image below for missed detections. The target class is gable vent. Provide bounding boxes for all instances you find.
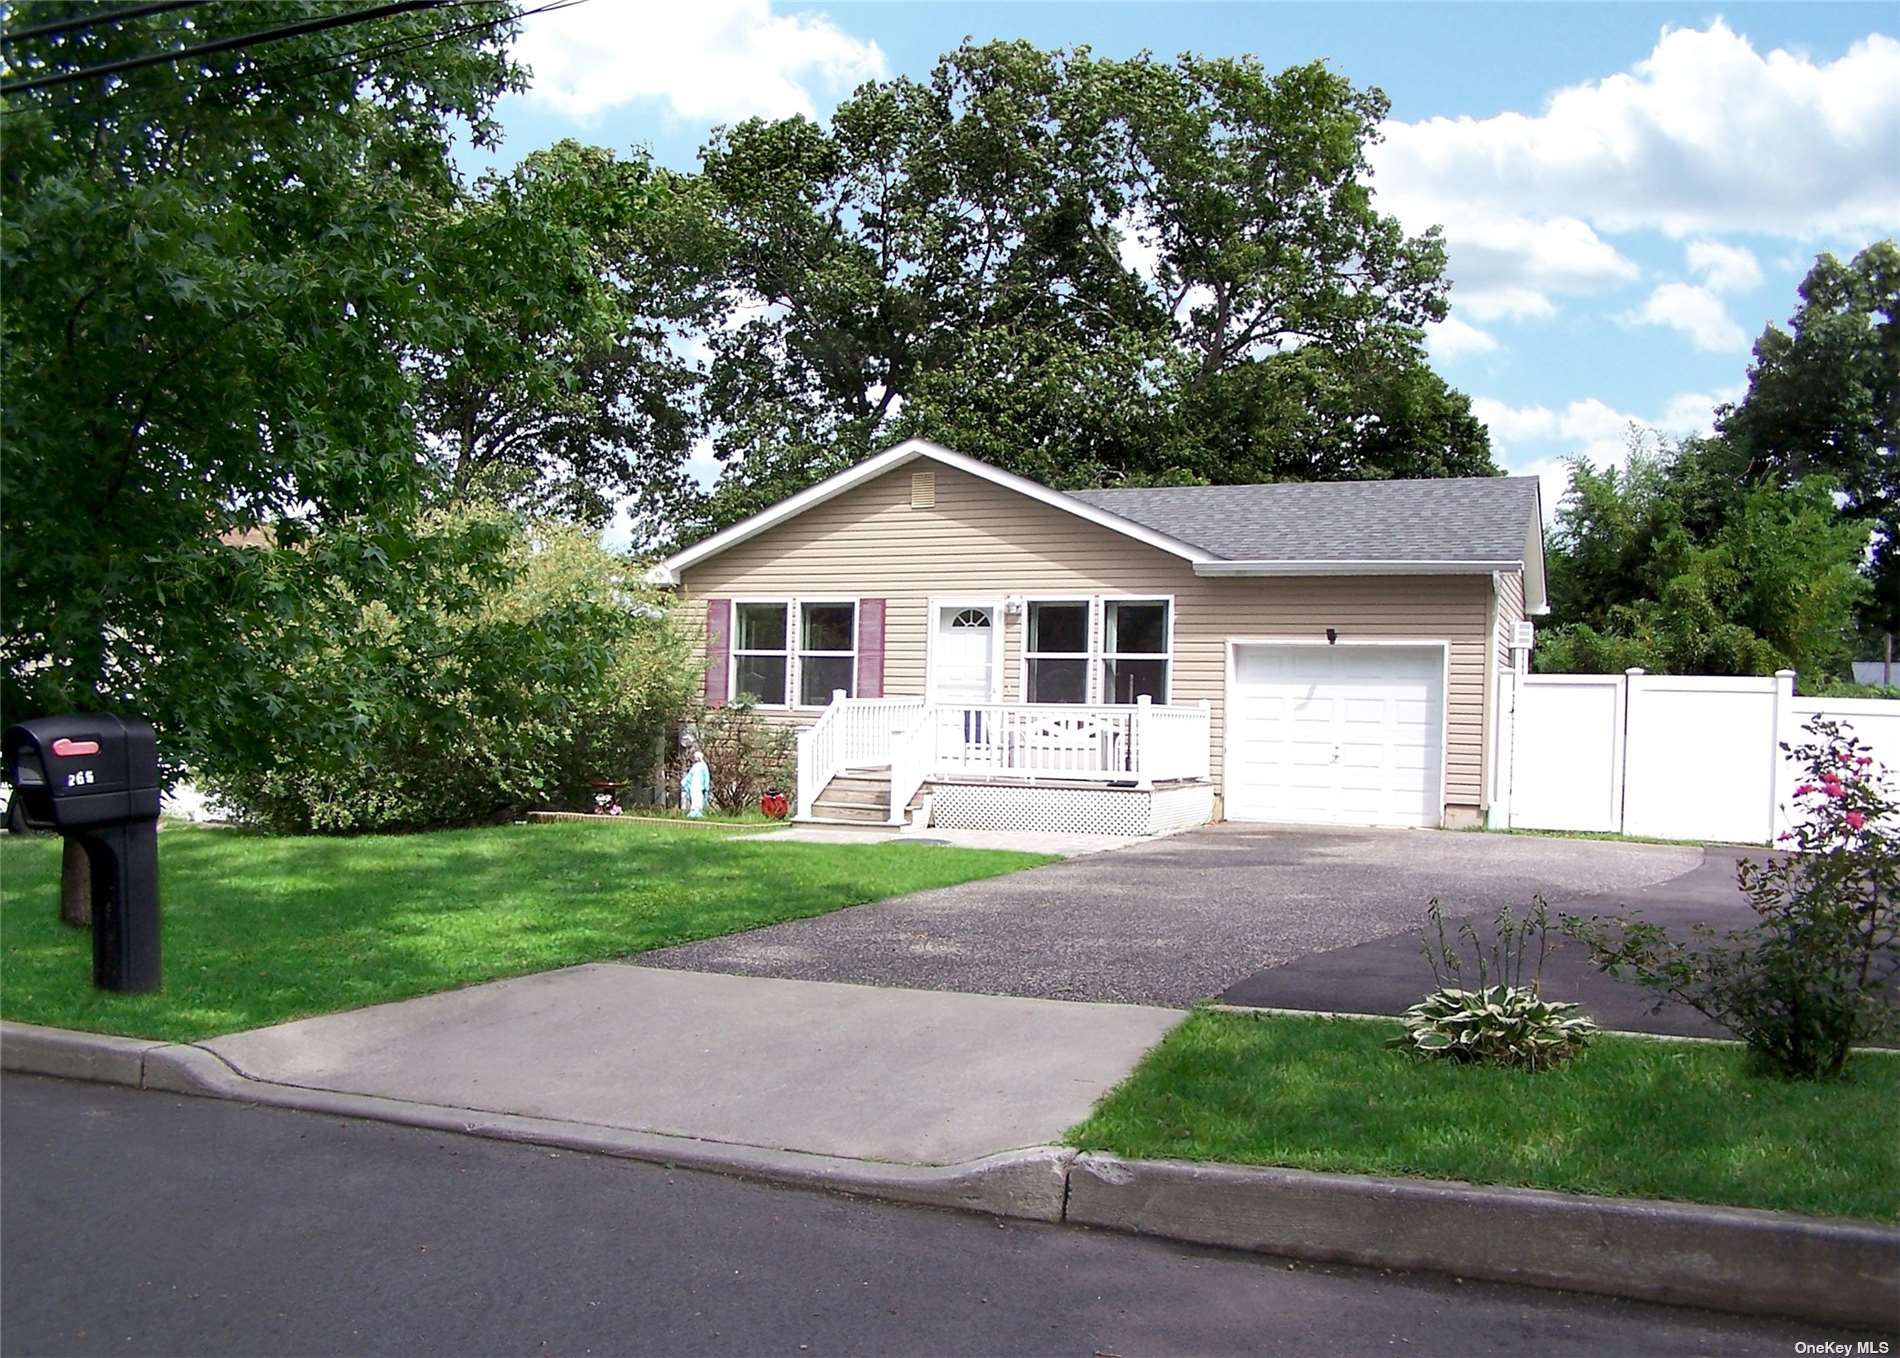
[910,470,936,508]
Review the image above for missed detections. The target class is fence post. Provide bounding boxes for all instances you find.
[1134,694,1154,789]
[794,726,813,821]
[1198,698,1212,780]
[1768,669,1797,845]
[1617,668,1644,836]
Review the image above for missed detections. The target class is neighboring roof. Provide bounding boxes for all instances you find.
[651,440,1546,609]
[1068,477,1541,565]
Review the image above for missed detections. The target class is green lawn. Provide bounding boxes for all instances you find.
[1069,1010,1900,1222]
[0,823,1052,1042]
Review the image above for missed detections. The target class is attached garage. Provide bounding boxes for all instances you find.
[1225,642,1447,828]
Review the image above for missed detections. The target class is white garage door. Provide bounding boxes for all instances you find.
[1227,644,1445,828]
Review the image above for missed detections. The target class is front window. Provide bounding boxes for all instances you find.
[798,601,858,706]
[731,601,790,706]
[1026,600,1090,703]
[1102,599,1170,702]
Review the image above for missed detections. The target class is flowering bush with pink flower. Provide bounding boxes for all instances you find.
[1565,716,1899,1080]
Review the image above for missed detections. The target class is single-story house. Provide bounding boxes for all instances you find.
[649,439,1546,835]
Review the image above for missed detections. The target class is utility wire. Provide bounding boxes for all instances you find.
[1,0,452,95]
[214,0,582,97]
[1,1,210,45]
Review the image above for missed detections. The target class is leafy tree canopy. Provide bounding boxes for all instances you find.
[416,139,714,537]
[685,41,1493,537]
[1,0,525,732]
[1714,241,1898,631]
[1537,443,1869,679]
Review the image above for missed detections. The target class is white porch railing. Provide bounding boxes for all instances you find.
[795,691,928,820]
[798,692,1212,823]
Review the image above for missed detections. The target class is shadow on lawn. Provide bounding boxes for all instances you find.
[0,824,1042,1041]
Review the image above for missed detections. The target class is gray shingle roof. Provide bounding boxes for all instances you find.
[1068,476,1541,563]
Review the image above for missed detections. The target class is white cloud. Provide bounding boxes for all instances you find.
[1428,214,1639,322]
[516,0,886,124]
[1624,282,1747,352]
[1424,315,1498,362]
[1373,22,1900,321]
[1685,239,1763,294]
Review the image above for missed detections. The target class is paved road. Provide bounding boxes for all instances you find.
[0,1075,1846,1357]
[645,824,1702,1006]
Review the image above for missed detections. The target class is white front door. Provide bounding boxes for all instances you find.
[931,604,997,703]
[1227,643,1445,827]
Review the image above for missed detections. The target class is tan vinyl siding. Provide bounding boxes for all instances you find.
[1495,568,1526,674]
[681,463,1498,813]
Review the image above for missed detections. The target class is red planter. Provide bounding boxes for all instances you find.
[760,789,790,820]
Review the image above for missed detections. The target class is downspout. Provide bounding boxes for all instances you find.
[1483,571,1501,823]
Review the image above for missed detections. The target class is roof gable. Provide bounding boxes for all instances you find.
[649,440,1213,585]
[652,442,1545,607]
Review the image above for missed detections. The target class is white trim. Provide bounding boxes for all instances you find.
[1100,593,1175,705]
[925,594,1005,704]
[794,598,860,711]
[1522,481,1549,614]
[727,597,793,710]
[1017,595,1094,705]
[1221,637,1452,828]
[1192,559,1521,578]
[649,439,1215,586]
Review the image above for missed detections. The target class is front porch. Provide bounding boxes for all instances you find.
[795,694,1215,836]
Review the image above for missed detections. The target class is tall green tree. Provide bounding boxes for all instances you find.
[686,41,1491,537]
[1537,447,1868,679]
[1716,241,1899,633]
[1,1,522,746]
[416,140,712,538]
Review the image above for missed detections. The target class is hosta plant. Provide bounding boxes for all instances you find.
[1390,898,1598,1071]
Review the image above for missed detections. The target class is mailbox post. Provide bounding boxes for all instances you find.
[3,714,162,993]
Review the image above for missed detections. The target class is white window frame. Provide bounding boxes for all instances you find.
[1018,596,1096,705]
[794,598,861,710]
[1100,594,1175,705]
[727,597,793,710]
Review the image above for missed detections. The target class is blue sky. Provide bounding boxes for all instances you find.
[481,2,1899,511]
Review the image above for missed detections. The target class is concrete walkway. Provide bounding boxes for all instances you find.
[201,965,1182,1165]
[749,825,1156,857]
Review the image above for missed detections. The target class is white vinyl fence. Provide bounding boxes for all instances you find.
[1489,669,1900,844]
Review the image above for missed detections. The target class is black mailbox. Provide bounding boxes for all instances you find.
[4,714,162,992]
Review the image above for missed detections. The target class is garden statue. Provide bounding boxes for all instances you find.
[682,749,710,818]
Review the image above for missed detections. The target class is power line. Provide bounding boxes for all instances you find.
[1,1,210,45]
[215,0,583,97]
[1,0,451,95]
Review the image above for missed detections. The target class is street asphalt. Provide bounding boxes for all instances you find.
[643,823,1703,1006]
[2,1073,1864,1357]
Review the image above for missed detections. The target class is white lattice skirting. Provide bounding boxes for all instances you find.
[926,780,1215,836]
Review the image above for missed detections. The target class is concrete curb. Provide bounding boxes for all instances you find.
[0,1023,1072,1223]
[1066,1153,1900,1330]
[6,1021,1897,1327]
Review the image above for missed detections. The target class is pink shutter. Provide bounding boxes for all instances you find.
[704,599,731,706]
[856,598,885,699]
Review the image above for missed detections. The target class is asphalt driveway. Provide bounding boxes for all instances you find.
[641,824,1704,1008]
[1221,847,1752,1036]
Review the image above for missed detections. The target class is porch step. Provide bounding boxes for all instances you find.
[790,815,902,836]
[808,798,891,823]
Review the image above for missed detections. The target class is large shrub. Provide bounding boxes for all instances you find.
[1566,717,1900,1079]
[195,507,697,832]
